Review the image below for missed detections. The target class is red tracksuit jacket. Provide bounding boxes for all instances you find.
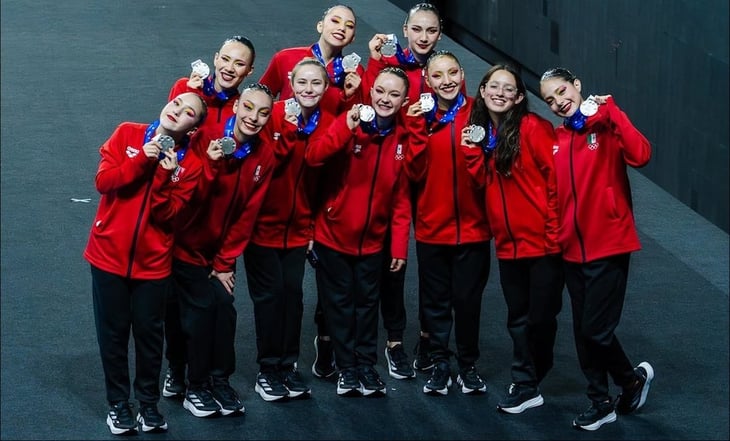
[304,113,411,259]
[168,77,239,135]
[554,97,651,263]
[258,46,364,116]
[251,101,335,248]
[173,126,276,272]
[485,113,560,260]
[404,96,491,245]
[84,122,204,279]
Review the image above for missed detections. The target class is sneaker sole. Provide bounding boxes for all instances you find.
[337,386,362,396]
[285,388,311,398]
[106,415,137,435]
[573,411,617,431]
[497,394,545,414]
[636,361,654,411]
[255,383,288,402]
[213,400,245,416]
[162,388,185,398]
[413,360,435,372]
[423,377,452,395]
[137,414,169,432]
[457,375,487,394]
[183,399,219,418]
[360,385,387,396]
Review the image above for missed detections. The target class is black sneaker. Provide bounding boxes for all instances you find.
[281,367,311,398]
[162,367,186,398]
[211,383,245,415]
[412,335,434,372]
[312,336,337,378]
[616,361,654,414]
[572,400,617,431]
[183,387,221,418]
[497,383,544,414]
[423,361,452,395]
[337,368,362,396]
[137,403,168,432]
[456,365,487,394]
[358,365,387,396]
[106,401,137,435]
[255,371,289,402]
[385,344,416,380]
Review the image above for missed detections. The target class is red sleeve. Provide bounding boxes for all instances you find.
[95,124,157,194]
[168,77,200,101]
[389,169,412,259]
[149,150,203,225]
[259,54,285,98]
[525,116,560,248]
[404,115,429,182]
[461,143,486,190]
[604,97,652,168]
[213,150,276,272]
[304,114,355,166]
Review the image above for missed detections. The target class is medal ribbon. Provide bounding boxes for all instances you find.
[311,43,345,87]
[482,121,497,156]
[360,118,393,137]
[224,115,256,159]
[297,108,321,135]
[203,75,238,102]
[564,108,588,131]
[394,44,421,68]
[425,93,465,126]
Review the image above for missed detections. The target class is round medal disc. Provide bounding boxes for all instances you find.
[284,98,301,117]
[468,125,486,144]
[342,53,361,70]
[380,34,397,57]
[359,105,375,122]
[579,97,598,117]
[220,137,236,155]
[191,59,210,78]
[155,135,175,152]
[420,93,435,112]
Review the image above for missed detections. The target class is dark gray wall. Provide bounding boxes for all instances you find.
[391,0,729,233]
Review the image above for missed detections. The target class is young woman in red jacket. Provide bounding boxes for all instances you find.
[168,35,256,134]
[172,83,275,419]
[84,92,207,435]
[404,50,492,396]
[243,58,334,402]
[467,64,564,414]
[540,67,654,431]
[162,35,256,399]
[258,4,364,116]
[304,67,412,397]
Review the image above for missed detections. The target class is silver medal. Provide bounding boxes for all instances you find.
[359,105,375,122]
[579,96,598,117]
[220,137,237,155]
[154,134,175,152]
[284,98,301,117]
[342,52,361,70]
[467,125,486,144]
[419,93,435,112]
[380,34,397,57]
[191,59,210,78]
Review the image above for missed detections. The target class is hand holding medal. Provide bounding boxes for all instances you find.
[380,34,397,57]
[342,52,361,71]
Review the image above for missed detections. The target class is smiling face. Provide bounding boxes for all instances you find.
[290,61,329,110]
[370,71,408,119]
[213,40,254,92]
[317,6,356,50]
[540,76,583,118]
[479,69,524,119]
[158,92,206,134]
[233,89,273,139]
[425,53,463,106]
[403,9,441,60]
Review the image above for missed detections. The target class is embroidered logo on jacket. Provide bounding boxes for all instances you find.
[126,146,140,158]
[395,144,404,161]
[552,144,559,155]
[253,165,262,182]
[587,133,599,150]
[353,144,362,155]
[171,166,185,183]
